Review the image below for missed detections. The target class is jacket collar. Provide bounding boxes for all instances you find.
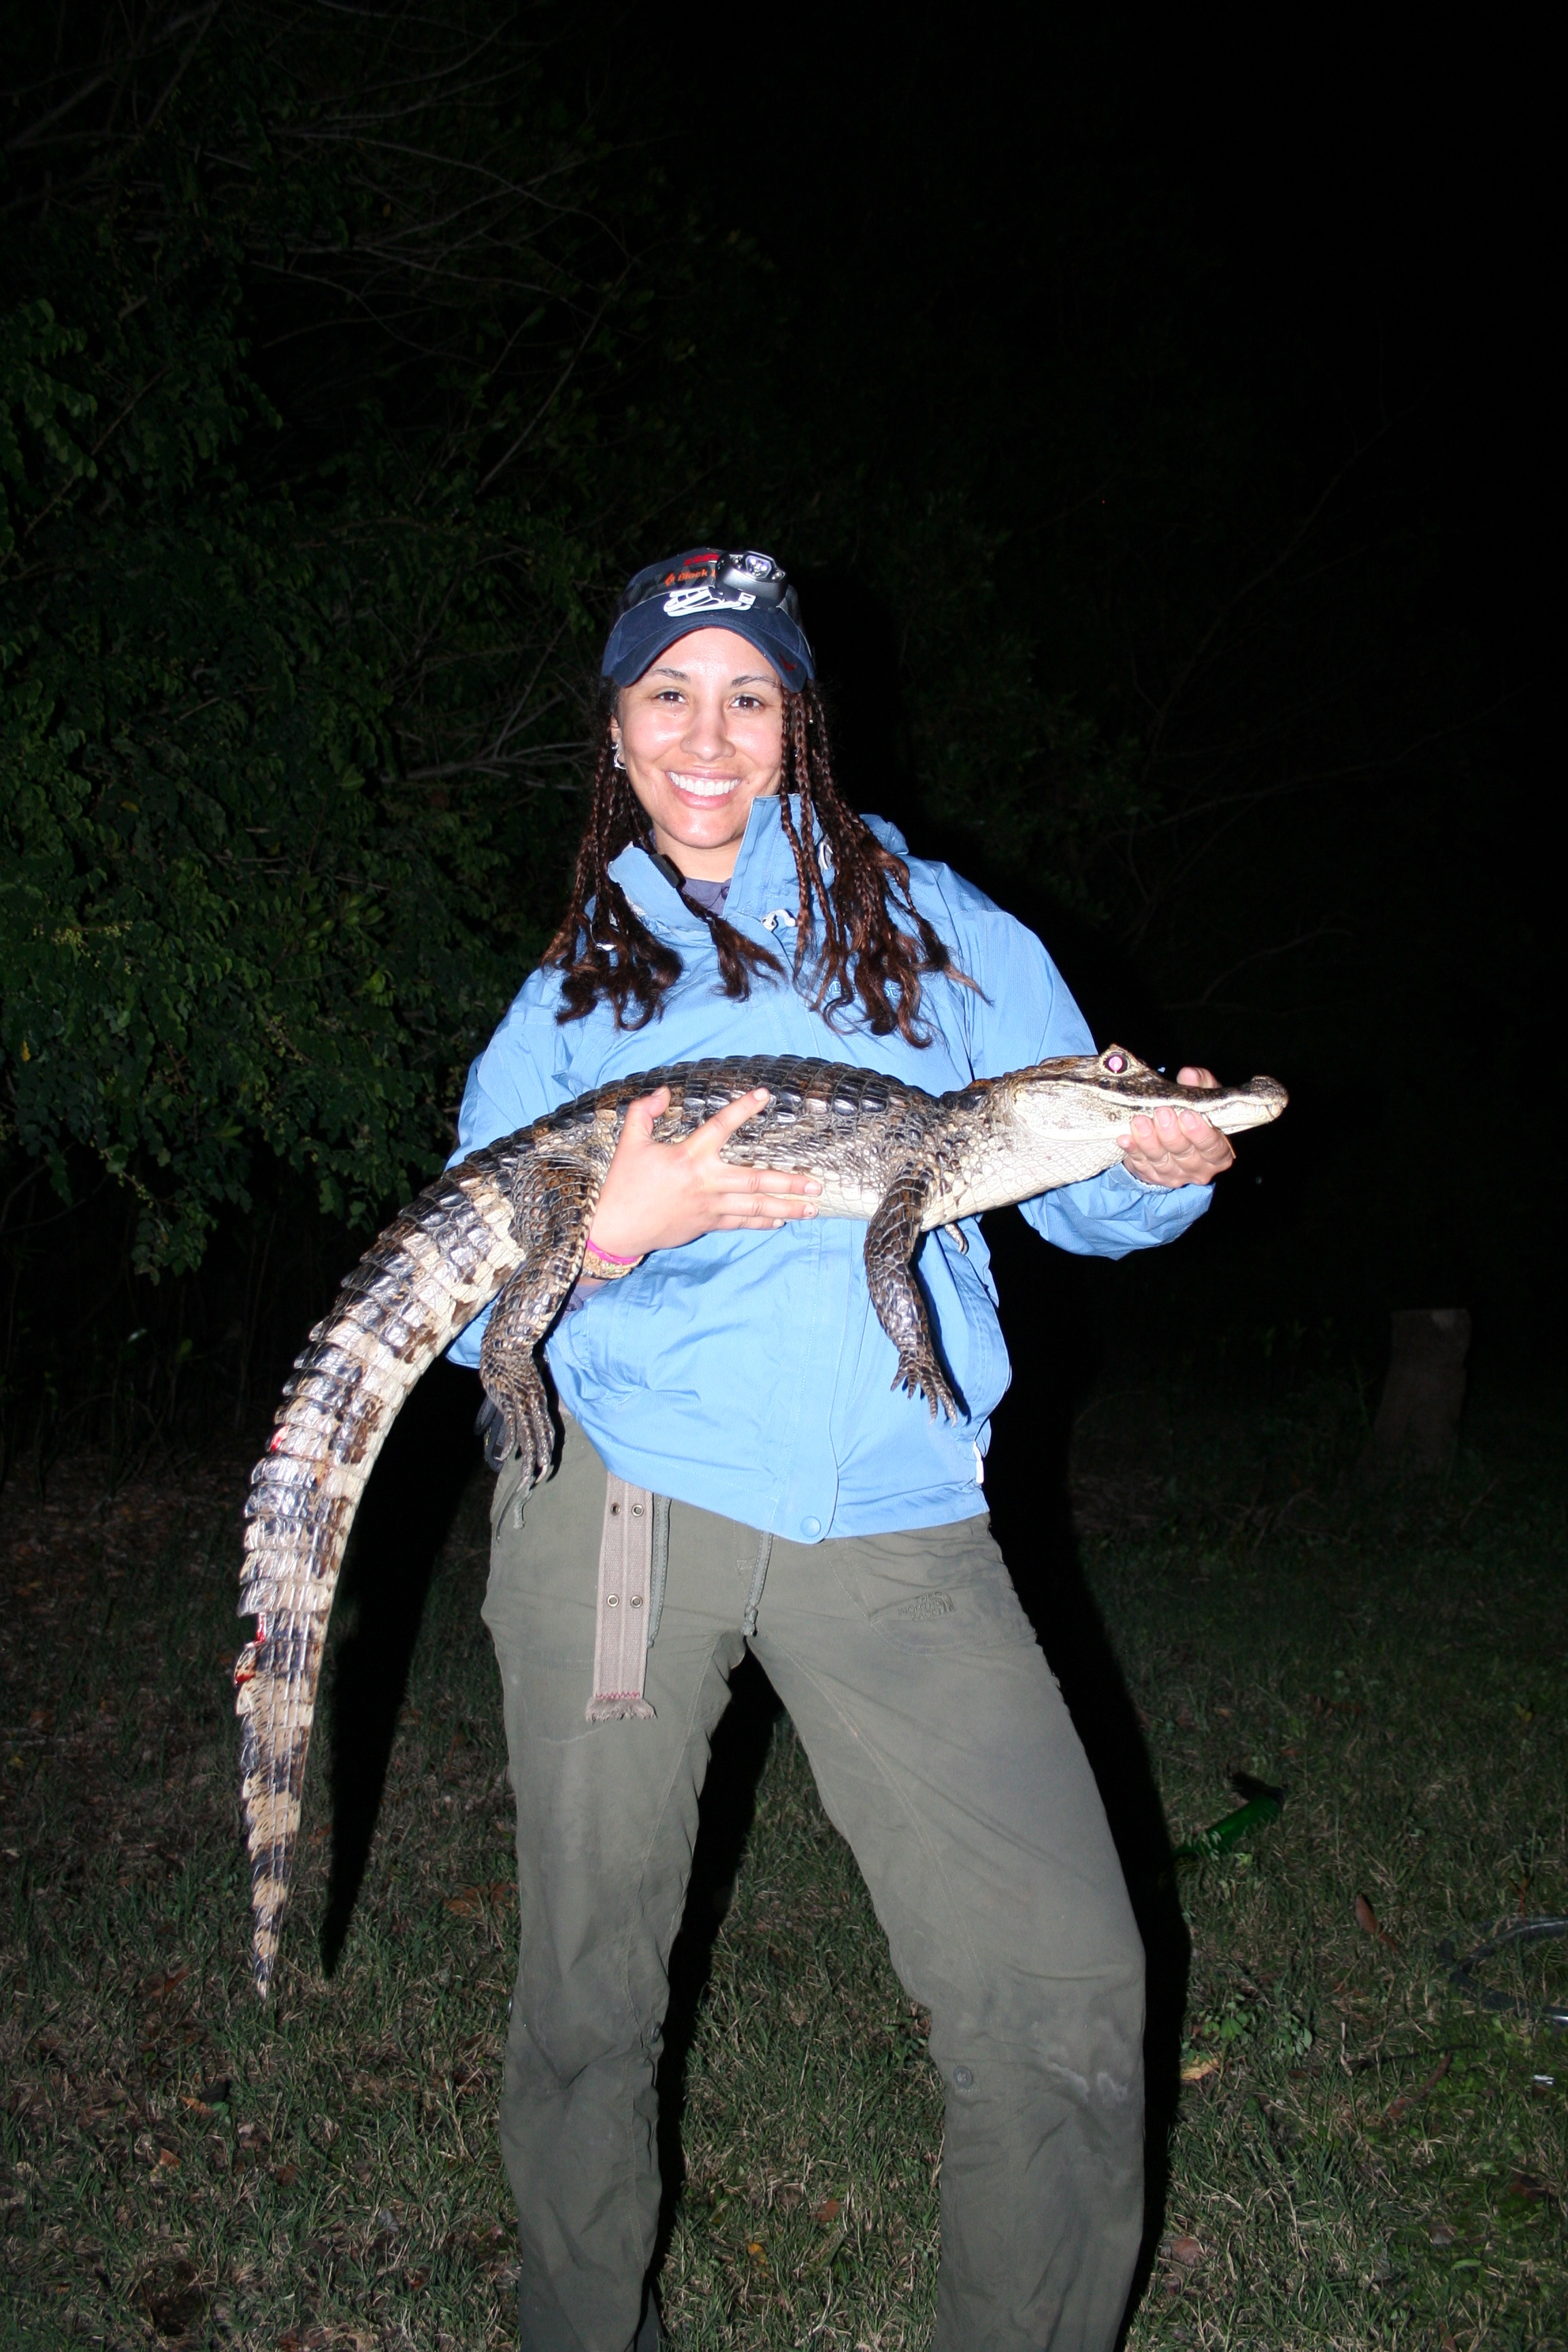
[608,794,817,936]
[606,798,912,938]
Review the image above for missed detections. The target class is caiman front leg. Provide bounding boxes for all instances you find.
[480,1156,602,1484]
[864,1168,961,1422]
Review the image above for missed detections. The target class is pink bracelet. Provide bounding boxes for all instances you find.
[583,1237,642,1269]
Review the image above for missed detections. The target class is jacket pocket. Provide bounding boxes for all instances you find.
[552,1271,661,1394]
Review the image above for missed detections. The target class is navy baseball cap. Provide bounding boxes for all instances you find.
[601,547,815,689]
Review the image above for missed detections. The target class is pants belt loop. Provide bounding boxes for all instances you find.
[647,1495,671,1650]
[586,1474,657,1722]
[740,1528,773,1638]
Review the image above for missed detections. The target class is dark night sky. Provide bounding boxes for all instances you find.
[584,5,1552,836]
[1143,16,1549,676]
[619,7,1558,1359]
[648,7,1550,702]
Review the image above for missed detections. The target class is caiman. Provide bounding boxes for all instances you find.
[235,1045,1286,1995]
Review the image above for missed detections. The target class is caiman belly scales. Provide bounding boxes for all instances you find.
[236,1045,1286,1993]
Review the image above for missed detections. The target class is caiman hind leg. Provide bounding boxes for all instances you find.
[480,1158,602,1483]
[864,1169,960,1421]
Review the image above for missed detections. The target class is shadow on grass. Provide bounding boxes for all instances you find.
[983,1214,1190,2340]
[321,1358,484,1975]
[653,1649,784,2265]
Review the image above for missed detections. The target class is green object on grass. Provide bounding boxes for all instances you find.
[1174,1785,1285,1869]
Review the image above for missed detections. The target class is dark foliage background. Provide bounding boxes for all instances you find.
[1,1,1554,1477]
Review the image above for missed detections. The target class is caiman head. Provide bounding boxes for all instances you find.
[1008,1045,1288,1144]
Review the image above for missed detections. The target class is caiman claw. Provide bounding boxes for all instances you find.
[892,1353,960,1422]
[476,1337,556,1487]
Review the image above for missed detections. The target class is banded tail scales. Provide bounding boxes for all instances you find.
[236,1047,1286,1995]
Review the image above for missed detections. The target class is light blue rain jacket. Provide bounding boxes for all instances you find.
[448,798,1210,1541]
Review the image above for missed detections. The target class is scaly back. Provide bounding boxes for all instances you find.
[235,1156,523,1995]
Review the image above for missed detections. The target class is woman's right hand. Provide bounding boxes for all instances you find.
[585,1087,821,1262]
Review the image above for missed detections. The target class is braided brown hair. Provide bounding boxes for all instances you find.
[544,680,970,1041]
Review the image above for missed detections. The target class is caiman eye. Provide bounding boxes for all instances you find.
[1102,1051,1127,1075]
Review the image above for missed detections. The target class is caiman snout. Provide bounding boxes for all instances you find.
[1179,1070,1288,1137]
[1245,1075,1288,1120]
[1048,1047,1288,1135]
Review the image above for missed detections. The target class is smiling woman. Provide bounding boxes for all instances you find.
[446,546,1241,2352]
[612,630,785,870]
[545,556,968,1043]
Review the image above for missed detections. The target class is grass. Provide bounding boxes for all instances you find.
[1,1371,1564,2350]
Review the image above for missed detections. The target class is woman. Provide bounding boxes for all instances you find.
[449,549,1236,2352]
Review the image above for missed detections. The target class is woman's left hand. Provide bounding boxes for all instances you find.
[1119,1066,1236,1188]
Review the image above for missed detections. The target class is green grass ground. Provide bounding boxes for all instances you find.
[2,1379,1564,2349]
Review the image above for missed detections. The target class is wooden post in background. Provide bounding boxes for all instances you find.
[1364,1309,1471,1477]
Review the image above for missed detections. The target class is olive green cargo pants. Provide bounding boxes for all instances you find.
[483,1416,1144,2352]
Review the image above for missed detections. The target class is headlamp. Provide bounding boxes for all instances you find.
[603,546,814,687]
[614,549,802,621]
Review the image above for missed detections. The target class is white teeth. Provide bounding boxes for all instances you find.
[670,772,737,799]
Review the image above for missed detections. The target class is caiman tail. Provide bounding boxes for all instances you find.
[235,1149,521,1999]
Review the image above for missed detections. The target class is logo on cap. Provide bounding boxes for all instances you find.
[663,583,757,617]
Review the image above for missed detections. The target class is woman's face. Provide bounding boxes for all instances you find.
[611,627,785,880]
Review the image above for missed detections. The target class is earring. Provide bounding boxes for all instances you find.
[611,742,625,770]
